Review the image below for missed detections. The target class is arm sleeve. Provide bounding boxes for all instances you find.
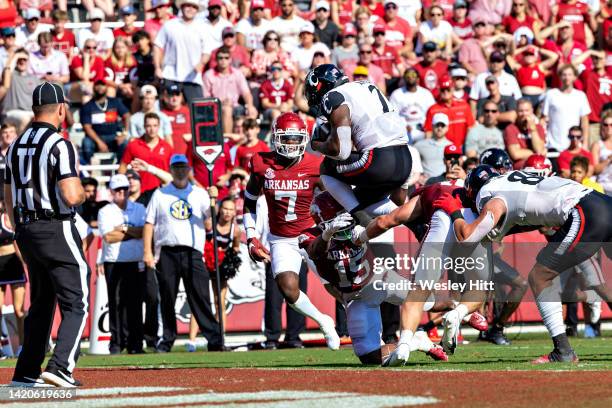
[51,139,78,180]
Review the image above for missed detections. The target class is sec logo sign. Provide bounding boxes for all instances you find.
[170,199,193,220]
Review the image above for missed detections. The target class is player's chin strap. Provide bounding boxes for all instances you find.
[460,211,495,243]
[329,126,352,161]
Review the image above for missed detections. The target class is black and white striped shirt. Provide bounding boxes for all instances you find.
[4,122,78,215]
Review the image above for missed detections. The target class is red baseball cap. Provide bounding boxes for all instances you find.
[373,24,386,34]
[251,0,266,8]
[208,0,223,8]
[444,144,463,157]
[439,75,452,89]
[343,23,357,36]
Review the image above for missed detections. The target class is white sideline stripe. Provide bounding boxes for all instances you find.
[1,390,438,407]
[77,387,185,396]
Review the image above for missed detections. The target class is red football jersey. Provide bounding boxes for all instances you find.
[299,227,373,293]
[410,180,464,225]
[556,1,590,45]
[51,29,76,57]
[247,152,322,238]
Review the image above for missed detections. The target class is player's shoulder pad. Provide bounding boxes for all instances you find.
[321,90,346,116]
[249,151,272,173]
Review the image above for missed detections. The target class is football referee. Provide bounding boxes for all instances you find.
[4,82,88,388]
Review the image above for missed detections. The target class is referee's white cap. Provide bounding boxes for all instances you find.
[32,82,66,107]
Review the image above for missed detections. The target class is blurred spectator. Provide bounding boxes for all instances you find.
[465,100,505,157]
[120,112,173,193]
[507,45,558,109]
[15,8,51,53]
[450,0,472,41]
[579,50,612,142]
[259,61,294,121]
[417,5,456,58]
[395,0,422,27]
[235,119,269,169]
[354,6,374,43]
[126,169,155,206]
[98,173,146,355]
[161,83,192,155]
[104,37,136,100]
[426,143,468,184]
[292,22,331,73]
[77,8,114,59]
[557,126,594,178]
[130,85,173,144]
[50,10,75,61]
[154,0,214,104]
[331,0,356,28]
[539,22,591,86]
[371,24,404,88]
[503,0,541,34]
[541,64,591,150]
[0,123,16,198]
[0,27,17,70]
[272,0,308,53]
[364,0,385,18]
[569,156,603,192]
[424,76,475,146]
[414,41,448,93]
[78,177,109,228]
[113,5,138,50]
[592,111,612,195]
[331,23,358,71]
[503,98,546,168]
[203,0,233,51]
[144,0,174,41]
[470,51,522,109]
[80,79,131,163]
[68,39,106,104]
[415,112,452,179]
[450,67,469,101]
[131,31,155,88]
[475,75,517,128]
[203,46,257,133]
[236,0,272,52]
[27,32,69,84]
[312,1,340,49]
[389,67,435,143]
[468,0,511,26]
[343,43,386,92]
[209,27,252,77]
[380,0,413,56]
[459,20,490,76]
[552,0,593,47]
[0,49,41,132]
[251,31,296,82]
[0,0,17,30]
[81,0,115,18]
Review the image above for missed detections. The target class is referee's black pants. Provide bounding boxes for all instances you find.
[156,245,221,351]
[104,262,145,353]
[13,219,90,378]
[264,262,307,343]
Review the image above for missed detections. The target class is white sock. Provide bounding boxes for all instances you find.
[289,291,326,327]
[455,304,469,321]
[536,297,565,338]
[321,175,359,212]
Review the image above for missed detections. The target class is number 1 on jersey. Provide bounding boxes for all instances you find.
[275,191,297,221]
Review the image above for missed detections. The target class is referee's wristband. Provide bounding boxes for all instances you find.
[450,210,464,222]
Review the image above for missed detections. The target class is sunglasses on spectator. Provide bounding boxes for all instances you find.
[484,109,498,113]
[385,4,397,9]
[27,18,39,22]
[359,50,372,54]
[431,13,443,17]
[454,77,467,81]
[604,122,612,127]
[440,88,452,92]
[434,123,448,128]
[474,22,486,27]
[217,55,230,60]
[113,187,129,192]
[266,37,279,42]
[374,31,385,36]
[271,66,283,72]
[85,46,96,50]
[512,2,525,6]
[568,134,583,140]
[253,7,264,11]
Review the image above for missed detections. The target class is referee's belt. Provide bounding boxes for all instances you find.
[14,208,73,225]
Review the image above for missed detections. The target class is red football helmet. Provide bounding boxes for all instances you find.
[310,191,355,240]
[523,154,552,177]
[272,112,309,159]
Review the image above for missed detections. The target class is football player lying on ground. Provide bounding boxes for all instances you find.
[352,181,490,365]
[243,112,340,350]
[434,165,612,363]
[299,192,448,365]
[305,64,412,227]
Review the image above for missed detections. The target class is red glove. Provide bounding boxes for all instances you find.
[247,237,270,263]
[433,193,464,220]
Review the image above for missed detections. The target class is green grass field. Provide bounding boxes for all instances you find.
[1,332,610,371]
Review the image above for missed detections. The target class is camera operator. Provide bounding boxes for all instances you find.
[426,144,467,185]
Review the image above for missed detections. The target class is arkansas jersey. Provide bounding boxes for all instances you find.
[299,227,373,293]
[246,151,322,237]
[410,179,465,226]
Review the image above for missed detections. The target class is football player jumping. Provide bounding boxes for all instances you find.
[435,165,612,363]
[243,112,340,350]
[304,64,412,226]
[300,192,447,365]
[353,180,490,364]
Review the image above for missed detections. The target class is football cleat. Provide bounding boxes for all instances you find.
[466,312,488,332]
[427,327,441,343]
[319,315,341,350]
[532,349,578,364]
[441,310,461,355]
[426,344,448,362]
[486,327,511,345]
[383,343,410,367]
[9,376,54,388]
[41,367,82,388]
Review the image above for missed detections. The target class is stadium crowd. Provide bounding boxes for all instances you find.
[0,0,611,355]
